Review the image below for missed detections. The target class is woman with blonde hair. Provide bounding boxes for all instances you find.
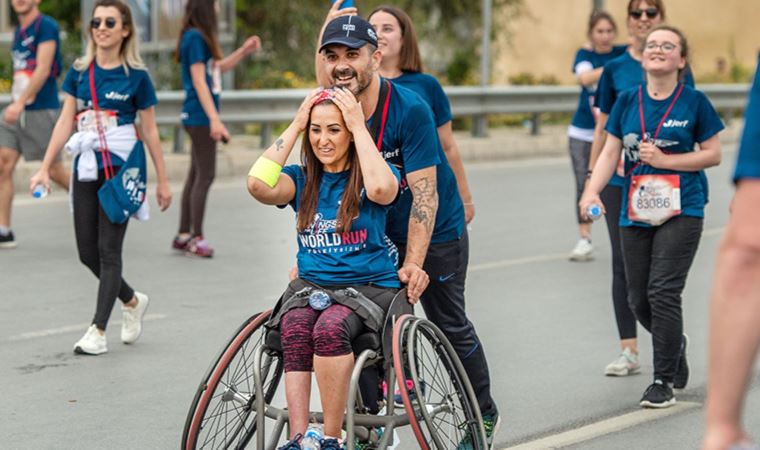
[30,0,172,355]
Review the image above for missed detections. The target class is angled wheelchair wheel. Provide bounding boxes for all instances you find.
[394,316,487,450]
[182,310,283,450]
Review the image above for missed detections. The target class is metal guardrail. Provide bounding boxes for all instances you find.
[0,84,750,149]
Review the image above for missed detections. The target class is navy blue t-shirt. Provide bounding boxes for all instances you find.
[735,58,760,181]
[391,72,452,127]
[282,164,401,288]
[11,14,62,110]
[606,84,724,227]
[595,50,695,186]
[373,80,465,244]
[179,28,221,126]
[570,45,627,131]
[62,63,157,167]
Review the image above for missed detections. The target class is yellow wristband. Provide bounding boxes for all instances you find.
[249,157,282,188]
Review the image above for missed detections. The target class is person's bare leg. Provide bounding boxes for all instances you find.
[704,181,760,450]
[285,371,312,439]
[0,148,20,228]
[579,222,591,239]
[314,354,355,439]
[48,161,71,192]
[621,338,638,353]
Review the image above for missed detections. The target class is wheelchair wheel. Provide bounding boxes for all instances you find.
[182,310,283,450]
[393,316,487,450]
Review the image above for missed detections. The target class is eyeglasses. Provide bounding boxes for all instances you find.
[629,8,659,19]
[644,42,678,53]
[90,17,117,29]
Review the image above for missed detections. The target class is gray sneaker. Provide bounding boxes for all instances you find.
[604,348,641,376]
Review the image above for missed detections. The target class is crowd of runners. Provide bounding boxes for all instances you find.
[1,0,758,449]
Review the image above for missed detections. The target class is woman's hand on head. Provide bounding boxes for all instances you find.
[331,87,365,134]
[293,89,324,132]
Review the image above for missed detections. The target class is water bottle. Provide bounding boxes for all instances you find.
[586,204,603,221]
[32,184,48,199]
[302,424,323,450]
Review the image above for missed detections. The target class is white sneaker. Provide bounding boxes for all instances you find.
[569,238,593,262]
[74,325,108,355]
[121,291,150,344]
[604,348,641,376]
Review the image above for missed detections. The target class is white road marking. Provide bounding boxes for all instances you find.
[4,313,168,342]
[502,401,701,450]
[470,227,725,273]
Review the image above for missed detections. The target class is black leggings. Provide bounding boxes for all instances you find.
[600,185,637,340]
[72,169,135,330]
[179,125,217,237]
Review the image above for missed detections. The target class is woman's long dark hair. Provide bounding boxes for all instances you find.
[297,102,363,234]
[175,0,222,62]
[368,5,424,73]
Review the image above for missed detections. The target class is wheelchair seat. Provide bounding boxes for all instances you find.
[263,288,411,360]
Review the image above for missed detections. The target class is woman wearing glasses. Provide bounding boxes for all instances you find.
[581,26,723,408]
[29,0,172,355]
[172,0,261,258]
[567,10,626,262]
[587,0,696,381]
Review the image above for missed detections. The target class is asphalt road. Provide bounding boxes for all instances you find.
[2,145,758,449]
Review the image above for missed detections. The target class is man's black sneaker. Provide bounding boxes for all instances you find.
[640,379,676,408]
[0,231,17,249]
[674,334,690,389]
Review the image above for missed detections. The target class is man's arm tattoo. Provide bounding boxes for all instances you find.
[274,138,284,152]
[410,176,438,235]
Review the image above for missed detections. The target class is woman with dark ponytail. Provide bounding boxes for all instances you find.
[172,0,261,258]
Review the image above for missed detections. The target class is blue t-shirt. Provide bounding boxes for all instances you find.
[282,164,401,288]
[11,14,62,110]
[606,84,724,227]
[374,81,465,244]
[570,45,627,131]
[391,72,452,127]
[595,50,695,186]
[735,58,760,181]
[180,28,220,126]
[62,63,157,168]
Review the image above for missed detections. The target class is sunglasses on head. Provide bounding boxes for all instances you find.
[629,8,659,19]
[90,17,117,29]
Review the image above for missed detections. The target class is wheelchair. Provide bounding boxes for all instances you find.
[181,289,488,450]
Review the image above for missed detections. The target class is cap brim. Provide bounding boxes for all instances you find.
[319,38,369,53]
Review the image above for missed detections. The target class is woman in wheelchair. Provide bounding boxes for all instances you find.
[247,87,403,450]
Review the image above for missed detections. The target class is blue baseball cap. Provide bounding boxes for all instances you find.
[319,15,378,52]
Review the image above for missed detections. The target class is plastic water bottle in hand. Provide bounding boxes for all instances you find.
[587,204,603,221]
[302,424,323,450]
[32,184,48,199]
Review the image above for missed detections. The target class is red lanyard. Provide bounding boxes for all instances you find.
[626,83,684,176]
[88,62,115,180]
[15,14,42,49]
[375,81,392,150]
[638,83,684,143]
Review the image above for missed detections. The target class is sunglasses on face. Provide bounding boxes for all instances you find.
[90,17,117,29]
[629,8,659,19]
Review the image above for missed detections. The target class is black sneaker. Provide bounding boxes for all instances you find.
[674,334,689,389]
[640,379,676,408]
[0,231,16,249]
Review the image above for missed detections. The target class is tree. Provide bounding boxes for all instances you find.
[234,0,523,88]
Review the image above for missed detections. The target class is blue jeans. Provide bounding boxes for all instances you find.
[620,216,703,383]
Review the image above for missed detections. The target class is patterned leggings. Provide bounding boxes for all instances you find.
[280,304,364,372]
